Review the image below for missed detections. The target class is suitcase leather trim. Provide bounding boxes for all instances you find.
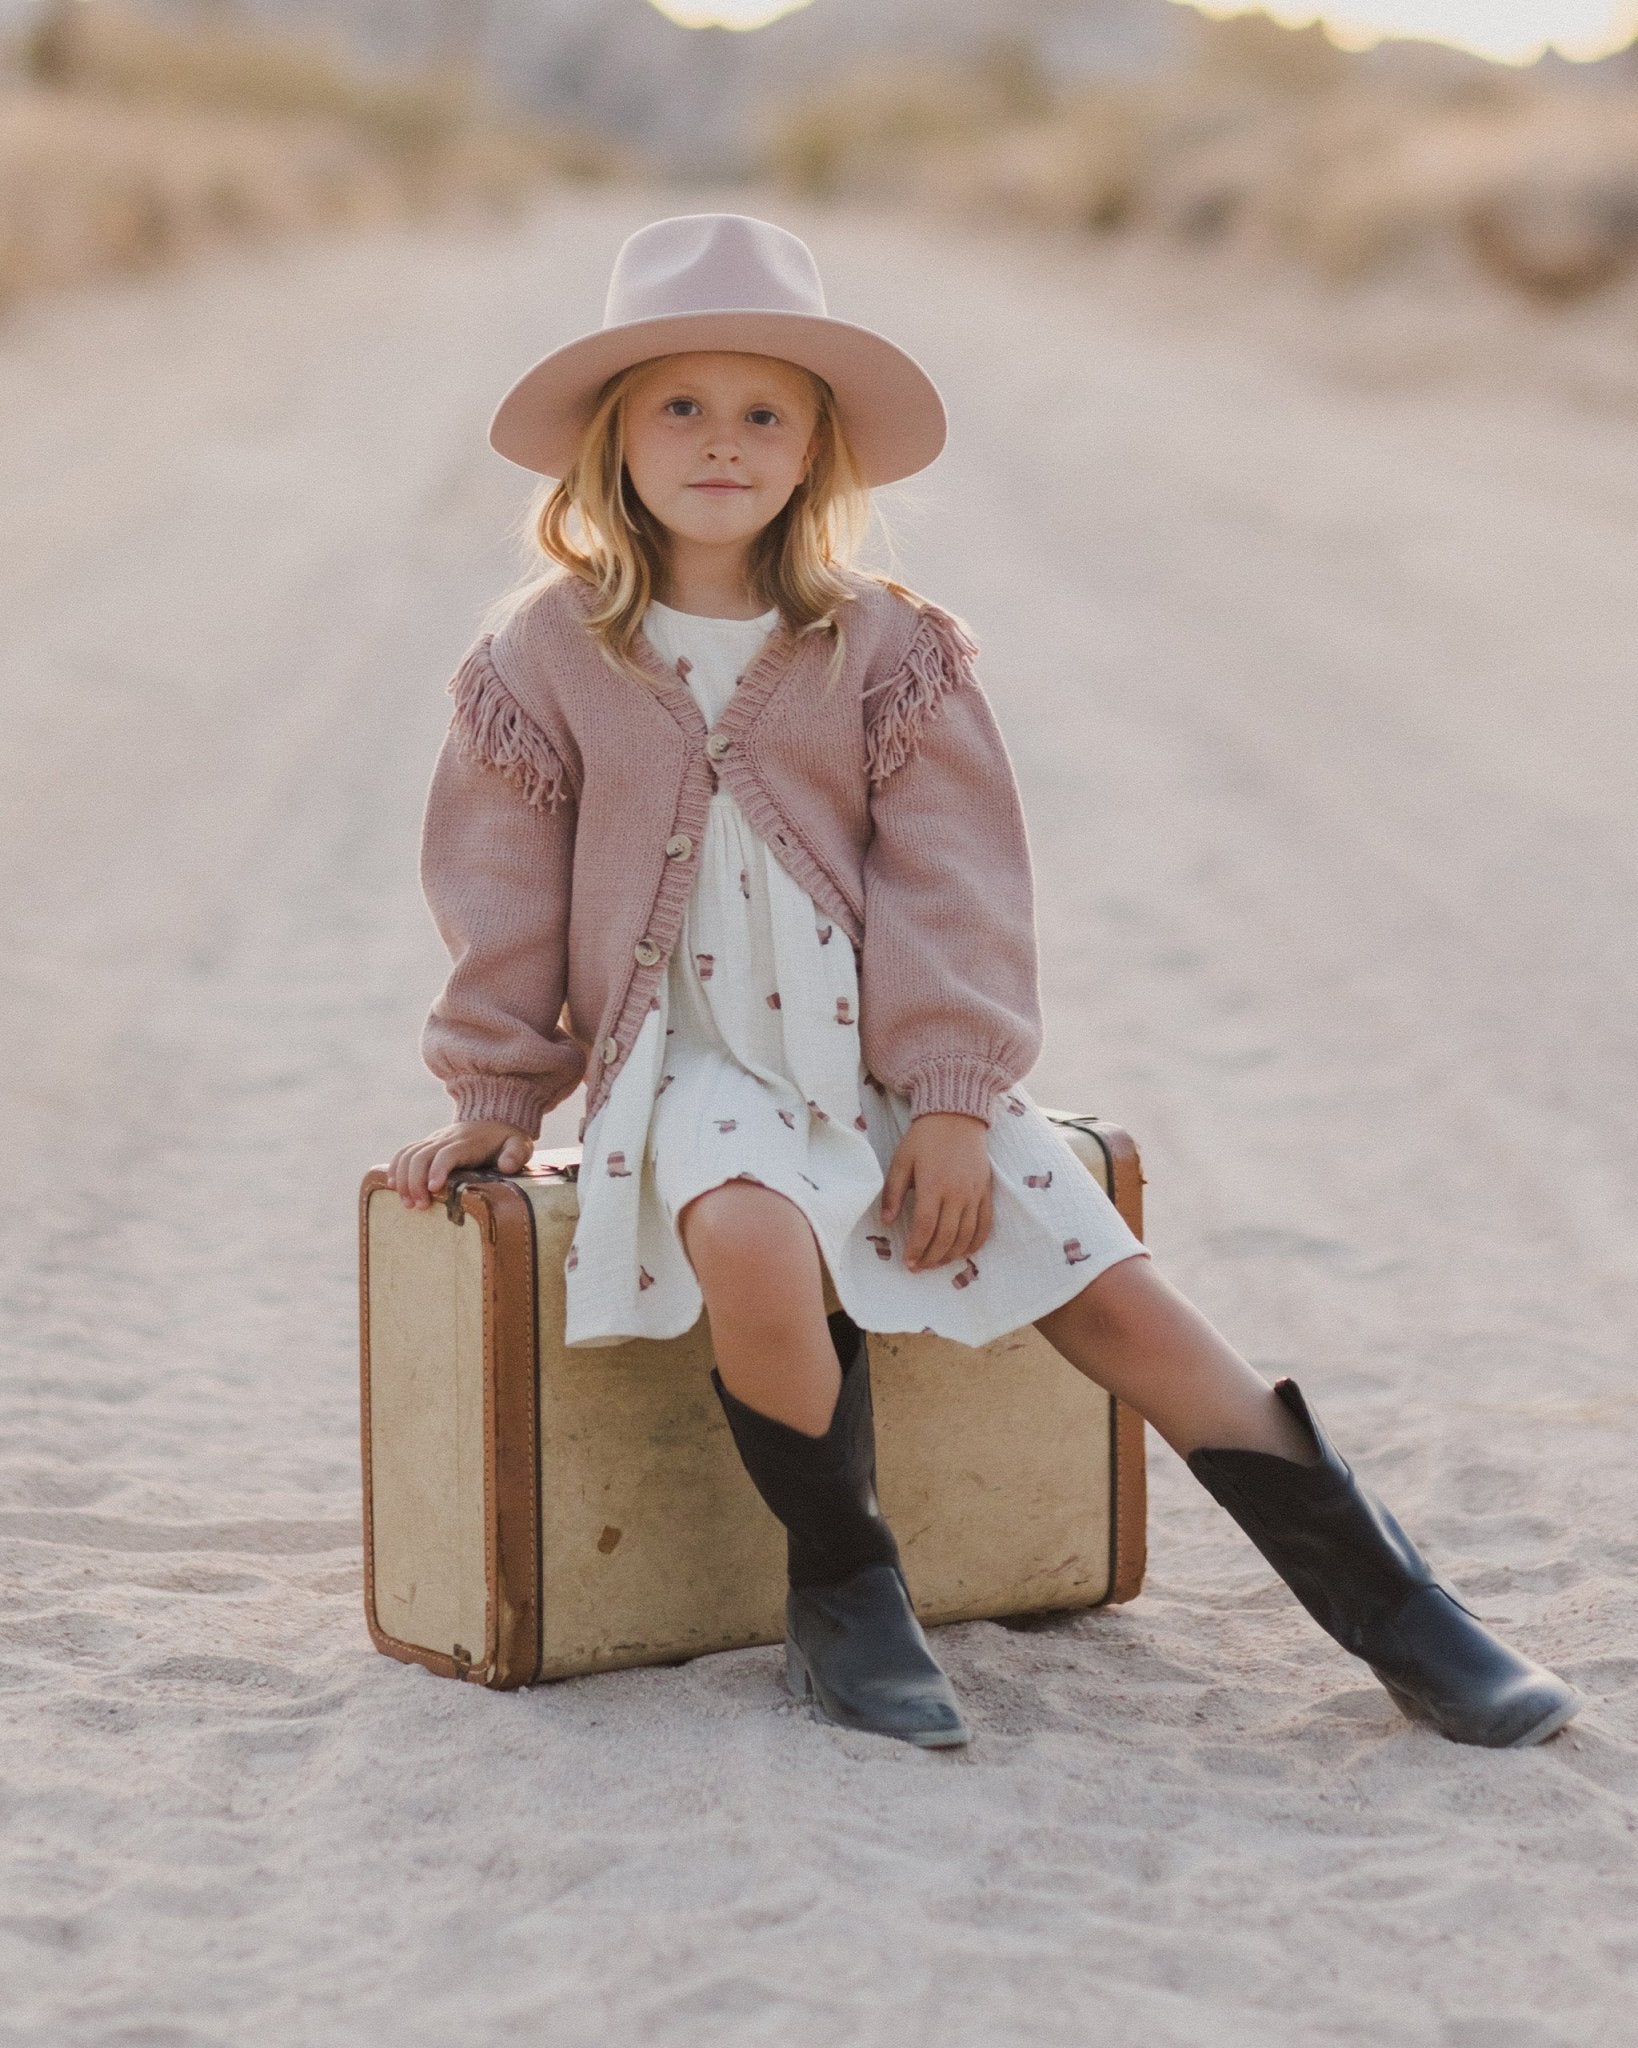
[1043,1114,1148,1606]
[359,1170,544,1687]
[361,1115,1147,1689]
[473,1180,544,1686]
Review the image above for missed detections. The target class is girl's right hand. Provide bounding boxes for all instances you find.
[387,1120,536,1209]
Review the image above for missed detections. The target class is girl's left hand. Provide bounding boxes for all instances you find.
[880,1112,993,1271]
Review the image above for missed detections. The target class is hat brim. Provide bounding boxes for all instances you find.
[488,309,946,488]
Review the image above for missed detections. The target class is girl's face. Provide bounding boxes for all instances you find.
[620,352,820,554]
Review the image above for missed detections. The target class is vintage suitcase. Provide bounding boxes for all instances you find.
[358,1109,1146,1687]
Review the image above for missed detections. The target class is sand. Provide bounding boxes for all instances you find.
[2,187,1634,2047]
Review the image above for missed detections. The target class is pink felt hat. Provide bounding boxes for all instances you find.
[488,212,947,487]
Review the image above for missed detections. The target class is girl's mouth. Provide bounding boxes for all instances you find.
[690,482,751,492]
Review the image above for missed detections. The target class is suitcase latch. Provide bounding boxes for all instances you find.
[444,1168,504,1224]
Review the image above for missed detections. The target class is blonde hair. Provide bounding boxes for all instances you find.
[482,353,886,694]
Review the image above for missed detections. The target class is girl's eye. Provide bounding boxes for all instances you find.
[662,399,781,425]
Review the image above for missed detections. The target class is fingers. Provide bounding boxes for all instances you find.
[880,1151,912,1226]
[906,1195,981,1272]
[392,1139,463,1209]
[402,1141,444,1209]
[900,1141,994,1268]
[904,1197,941,1271]
[386,1123,532,1209]
[427,1141,473,1198]
[905,1171,995,1270]
[387,1140,426,1190]
[388,1129,448,1206]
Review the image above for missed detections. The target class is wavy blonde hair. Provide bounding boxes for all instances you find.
[482,353,886,694]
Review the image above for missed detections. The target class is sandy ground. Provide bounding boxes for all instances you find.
[3,186,1636,2047]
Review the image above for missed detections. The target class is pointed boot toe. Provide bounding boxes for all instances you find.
[1367,1583,1581,1749]
[786,1563,970,1749]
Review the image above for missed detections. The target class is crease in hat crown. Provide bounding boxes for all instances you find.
[487,210,947,489]
[604,213,828,324]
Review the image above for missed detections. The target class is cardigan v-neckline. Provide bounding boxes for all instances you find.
[562,573,808,747]
[637,612,802,747]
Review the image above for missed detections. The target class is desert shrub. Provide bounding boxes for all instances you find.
[0,3,625,311]
[758,35,1053,198]
[1462,103,1638,300]
[755,11,1638,306]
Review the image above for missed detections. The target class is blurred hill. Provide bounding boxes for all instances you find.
[4,2,1636,309]
[740,6,1638,309]
[10,4,1638,182]
[111,0,1189,175]
[0,1,620,308]
[152,0,1638,179]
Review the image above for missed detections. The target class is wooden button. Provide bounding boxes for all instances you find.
[634,938,660,965]
[665,834,693,859]
[601,1036,619,1063]
[705,733,731,758]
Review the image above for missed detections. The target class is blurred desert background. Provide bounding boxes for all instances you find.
[3,3,1637,2045]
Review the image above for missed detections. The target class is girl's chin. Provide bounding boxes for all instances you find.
[664,512,764,541]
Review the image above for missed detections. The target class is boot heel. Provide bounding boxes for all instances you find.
[1375,1674,1427,1727]
[784,1637,812,1701]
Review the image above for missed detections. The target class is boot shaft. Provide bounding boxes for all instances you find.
[710,1309,903,1590]
[1187,1379,1435,1651]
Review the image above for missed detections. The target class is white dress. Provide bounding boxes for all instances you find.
[561,599,1148,1350]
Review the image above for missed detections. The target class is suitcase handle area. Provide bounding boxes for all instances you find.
[439,1153,580,1223]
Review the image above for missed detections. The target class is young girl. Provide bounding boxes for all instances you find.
[388,211,1579,1753]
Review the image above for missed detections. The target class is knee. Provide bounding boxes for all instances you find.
[1041,1250,1155,1342]
[678,1179,815,1306]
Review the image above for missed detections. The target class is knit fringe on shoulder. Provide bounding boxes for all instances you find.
[861,599,982,785]
[447,635,572,812]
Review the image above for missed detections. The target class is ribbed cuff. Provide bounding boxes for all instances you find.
[905,1058,1012,1126]
[447,1077,552,1133]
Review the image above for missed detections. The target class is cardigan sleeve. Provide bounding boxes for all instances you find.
[417,636,586,1132]
[856,601,1043,1128]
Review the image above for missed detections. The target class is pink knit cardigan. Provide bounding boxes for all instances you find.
[419,565,1043,1136]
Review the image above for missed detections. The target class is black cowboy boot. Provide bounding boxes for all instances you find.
[710,1307,970,1749]
[1187,1378,1581,1748]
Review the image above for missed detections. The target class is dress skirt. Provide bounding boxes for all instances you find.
[561,601,1148,1351]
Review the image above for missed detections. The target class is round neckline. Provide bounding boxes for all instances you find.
[649,599,780,628]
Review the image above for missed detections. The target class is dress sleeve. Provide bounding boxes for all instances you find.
[857,600,1043,1128]
[417,635,586,1132]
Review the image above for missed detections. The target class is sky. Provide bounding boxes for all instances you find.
[1186,1,1638,62]
[646,0,1638,64]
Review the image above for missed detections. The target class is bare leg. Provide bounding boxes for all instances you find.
[1034,1253,1320,1464]
[677,1177,841,1436]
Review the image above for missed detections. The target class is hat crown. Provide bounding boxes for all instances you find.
[602,213,829,329]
